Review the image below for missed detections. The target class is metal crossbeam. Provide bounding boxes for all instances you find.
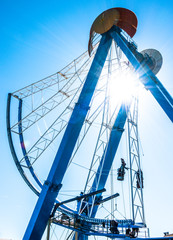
[96,193,120,205]
[51,188,106,218]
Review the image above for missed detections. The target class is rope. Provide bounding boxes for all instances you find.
[121,181,126,219]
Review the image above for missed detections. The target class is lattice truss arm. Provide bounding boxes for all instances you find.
[128,97,145,225]
[8,37,133,193]
[9,47,99,186]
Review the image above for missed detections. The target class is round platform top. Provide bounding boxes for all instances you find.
[141,49,163,75]
[91,8,137,36]
[88,8,138,55]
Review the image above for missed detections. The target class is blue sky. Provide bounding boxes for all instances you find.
[0,0,173,239]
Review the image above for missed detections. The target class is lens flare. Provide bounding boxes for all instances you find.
[108,68,139,107]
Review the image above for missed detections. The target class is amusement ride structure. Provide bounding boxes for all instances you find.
[7,7,173,240]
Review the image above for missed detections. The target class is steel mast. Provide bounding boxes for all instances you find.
[127,97,146,227]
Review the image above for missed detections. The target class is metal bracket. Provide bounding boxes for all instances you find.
[44,181,62,193]
[112,126,124,132]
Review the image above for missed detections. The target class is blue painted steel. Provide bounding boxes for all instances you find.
[6,93,39,196]
[110,28,173,122]
[23,33,112,240]
[90,102,131,218]
[22,27,173,240]
[18,99,42,189]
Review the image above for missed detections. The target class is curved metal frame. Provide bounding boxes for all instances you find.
[18,98,43,189]
[7,93,40,196]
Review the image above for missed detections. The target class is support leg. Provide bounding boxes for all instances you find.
[110,29,173,122]
[23,33,112,240]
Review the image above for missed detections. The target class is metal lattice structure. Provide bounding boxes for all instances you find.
[7,7,173,240]
[128,97,146,226]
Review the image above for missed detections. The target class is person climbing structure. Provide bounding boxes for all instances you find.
[117,158,128,181]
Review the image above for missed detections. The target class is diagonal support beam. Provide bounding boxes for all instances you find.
[110,28,173,122]
[23,33,112,240]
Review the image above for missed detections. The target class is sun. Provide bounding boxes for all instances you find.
[108,68,140,107]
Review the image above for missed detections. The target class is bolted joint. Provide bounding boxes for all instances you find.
[112,126,124,132]
[50,183,62,192]
[44,181,62,193]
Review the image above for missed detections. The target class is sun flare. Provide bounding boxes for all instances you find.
[108,68,140,107]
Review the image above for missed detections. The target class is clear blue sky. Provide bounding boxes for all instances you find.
[0,0,173,239]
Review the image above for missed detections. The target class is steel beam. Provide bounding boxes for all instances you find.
[110,28,173,122]
[23,33,112,240]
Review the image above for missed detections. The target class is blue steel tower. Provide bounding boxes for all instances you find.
[7,7,173,240]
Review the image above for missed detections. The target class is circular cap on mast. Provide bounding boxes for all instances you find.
[88,8,138,55]
[140,49,163,75]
